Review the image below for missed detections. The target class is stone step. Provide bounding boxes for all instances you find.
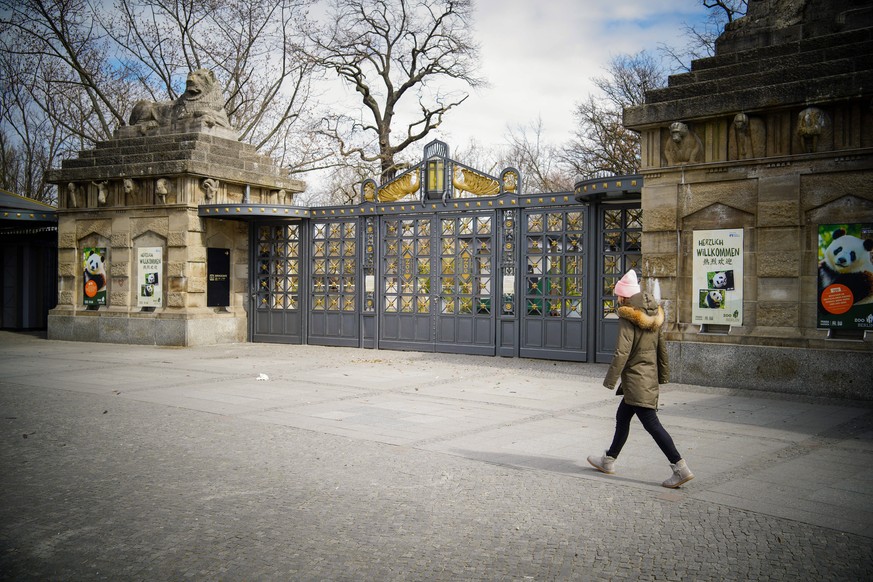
[647,48,872,105]
[624,68,873,127]
[668,38,872,89]
[688,27,871,73]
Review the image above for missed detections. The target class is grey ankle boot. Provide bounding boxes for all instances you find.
[587,451,616,475]
[662,459,694,488]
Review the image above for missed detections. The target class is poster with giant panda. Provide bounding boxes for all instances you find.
[692,229,743,326]
[817,223,873,330]
[82,247,107,306]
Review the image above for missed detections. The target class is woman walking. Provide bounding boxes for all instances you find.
[587,270,694,488]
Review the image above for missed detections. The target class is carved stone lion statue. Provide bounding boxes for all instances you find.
[129,69,232,132]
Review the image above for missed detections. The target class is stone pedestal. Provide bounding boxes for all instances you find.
[623,0,873,392]
[46,113,304,346]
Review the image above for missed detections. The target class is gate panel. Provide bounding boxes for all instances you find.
[251,223,303,343]
[520,208,587,361]
[596,204,643,362]
[434,214,495,355]
[379,217,434,350]
[309,220,359,346]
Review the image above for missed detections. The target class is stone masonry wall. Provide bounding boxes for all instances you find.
[624,1,873,394]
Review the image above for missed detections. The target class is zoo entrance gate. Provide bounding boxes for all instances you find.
[227,189,641,363]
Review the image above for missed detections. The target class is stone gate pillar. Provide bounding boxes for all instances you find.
[622,0,873,397]
[46,69,305,346]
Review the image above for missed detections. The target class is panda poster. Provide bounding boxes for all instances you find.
[691,229,743,326]
[82,247,107,306]
[817,223,873,330]
[137,247,163,308]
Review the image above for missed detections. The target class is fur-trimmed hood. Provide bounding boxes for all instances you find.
[617,292,665,331]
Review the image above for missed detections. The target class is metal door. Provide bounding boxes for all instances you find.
[435,213,495,354]
[251,222,304,343]
[379,212,496,354]
[379,216,434,350]
[595,204,643,362]
[519,208,587,361]
[308,219,359,346]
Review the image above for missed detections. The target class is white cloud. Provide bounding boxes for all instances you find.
[429,0,710,156]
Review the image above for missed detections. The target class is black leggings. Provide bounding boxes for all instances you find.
[607,399,682,464]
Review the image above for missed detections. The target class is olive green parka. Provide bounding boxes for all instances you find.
[603,291,669,409]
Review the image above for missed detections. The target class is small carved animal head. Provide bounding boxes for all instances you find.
[184,69,219,102]
[733,113,748,131]
[797,107,825,136]
[669,122,689,143]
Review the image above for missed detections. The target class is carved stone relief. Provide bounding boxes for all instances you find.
[663,122,703,165]
[201,178,220,202]
[729,113,766,160]
[796,106,830,153]
[91,181,108,206]
[156,178,170,205]
[66,182,79,209]
[128,69,232,133]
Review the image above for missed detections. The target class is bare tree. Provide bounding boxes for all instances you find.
[102,0,317,162]
[660,0,748,71]
[703,0,748,23]
[504,118,574,193]
[0,0,320,201]
[450,139,502,177]
[303,159,378,206]
[306,0,485,183]
[562,51,665,178]
[0,0,134,145]
[0,46,68,203]
[562,4,749,180]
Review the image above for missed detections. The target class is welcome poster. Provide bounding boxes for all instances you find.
[137,247,163,307]
[692,229,743,325]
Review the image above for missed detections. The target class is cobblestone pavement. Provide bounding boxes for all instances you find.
[1,332,871,580]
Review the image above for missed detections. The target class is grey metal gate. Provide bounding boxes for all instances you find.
[595,203,643,362]
[248,201,641,360]
[379,215,433,349]
[308,219,359,346]
[251,222,304,343]
[379,212,496,355]
[519,207,588,361]
[436,213,495,354]
[238,144,645,362]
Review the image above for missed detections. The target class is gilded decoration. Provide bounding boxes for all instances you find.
[502,170,519,193]
[363,142,522,206]
[378,171,420,202]
[453,166,500,196]
[363,181,376,202]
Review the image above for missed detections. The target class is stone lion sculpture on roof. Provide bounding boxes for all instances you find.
[129,69,232,132]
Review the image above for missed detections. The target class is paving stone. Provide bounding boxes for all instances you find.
[0,331,871,580]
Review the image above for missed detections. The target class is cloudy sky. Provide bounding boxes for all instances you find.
[415,0,711,156]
